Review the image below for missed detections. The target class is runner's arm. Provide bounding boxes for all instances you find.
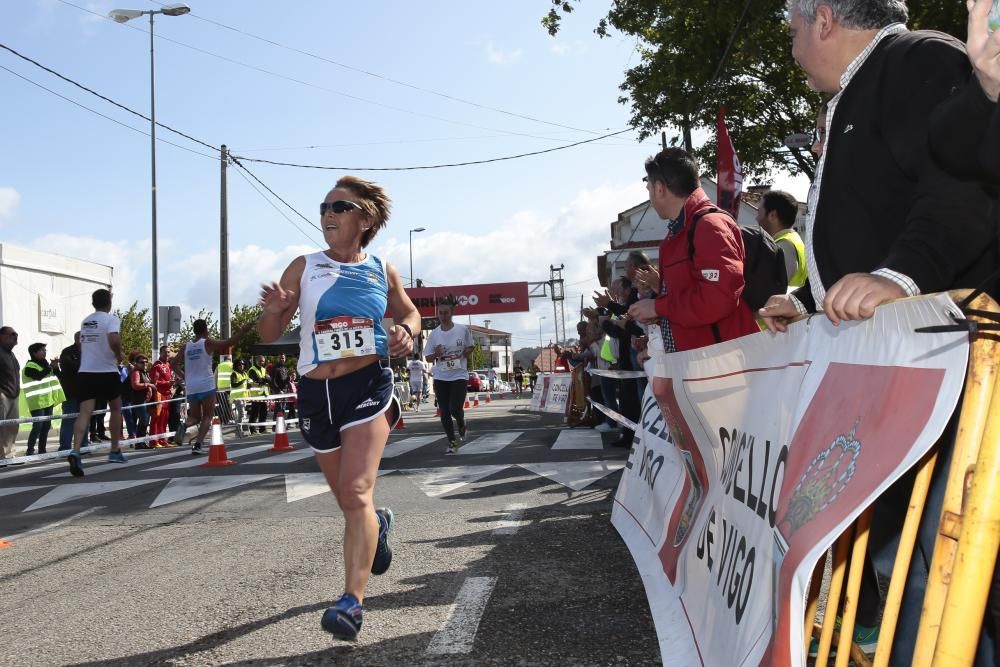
[384,262,421,358]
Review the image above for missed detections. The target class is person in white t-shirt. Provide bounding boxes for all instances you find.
[67,289,126,476]
[487,367,497,392]
[423,299,474,454]
[405,353,428,411]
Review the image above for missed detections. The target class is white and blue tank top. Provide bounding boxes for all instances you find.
[297,251,389,376]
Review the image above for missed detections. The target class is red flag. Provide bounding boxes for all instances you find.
[716,105,743,218]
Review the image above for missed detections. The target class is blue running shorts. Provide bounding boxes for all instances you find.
[297,363,401,452]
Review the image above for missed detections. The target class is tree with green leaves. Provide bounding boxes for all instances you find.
[114,301,152,358]
[470,342,491,370]
[542,0,967,183]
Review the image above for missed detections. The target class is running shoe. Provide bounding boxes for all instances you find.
[191,442,205,456]
[445,440,459,455]
[321,593,363,641]
[107,450,128,464]
[372,507,394,575]
[67,450,84,477]
[458,423,467,440]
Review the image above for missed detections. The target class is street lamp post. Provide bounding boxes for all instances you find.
[408,227,426,288]
[109,3,191,355]
[538,316,546,372]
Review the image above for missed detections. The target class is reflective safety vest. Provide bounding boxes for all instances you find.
[248,365,269,397]
[230,371,250,400]
[599,336,617,364]
[774,228,808,288]
[22,361,66,411]
[216,359,233,392]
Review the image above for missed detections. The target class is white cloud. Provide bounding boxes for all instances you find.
[0,187,21,223]
[549,40,589,57]
[485,41,523,65]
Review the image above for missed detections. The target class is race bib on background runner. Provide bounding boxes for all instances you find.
[314,316,376,361]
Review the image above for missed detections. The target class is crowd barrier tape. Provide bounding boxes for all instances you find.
[611,293,972,666]
[588,398,638,431]
[0,393,192,427]
[586,368,649,380]
[0,422,200,466]
[232,392,297,404]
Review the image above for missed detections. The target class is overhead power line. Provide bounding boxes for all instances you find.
[229,162,322,249]
[229,157,317,231]
[146,0,604,136]
[0,63,216,160]
[56,0,610,144]
[0,41,217,153]
[231,128,633,172]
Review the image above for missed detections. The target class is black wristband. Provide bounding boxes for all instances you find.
[398,323,412,338]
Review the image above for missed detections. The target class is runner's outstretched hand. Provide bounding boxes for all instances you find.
[259,281,296,315]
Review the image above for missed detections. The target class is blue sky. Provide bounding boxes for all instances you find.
[1,0,806,351]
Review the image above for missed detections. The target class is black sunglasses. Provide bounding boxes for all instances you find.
[320,200,363,216]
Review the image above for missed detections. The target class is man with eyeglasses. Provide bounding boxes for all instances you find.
[0,326,20,461]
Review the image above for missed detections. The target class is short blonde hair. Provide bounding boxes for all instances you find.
[334,175,392,248]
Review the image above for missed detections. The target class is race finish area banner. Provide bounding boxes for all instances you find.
[613,294,969,666]
[529,372,571,414]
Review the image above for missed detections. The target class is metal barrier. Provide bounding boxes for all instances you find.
[230,392,298,438]
[805,291,1000,665]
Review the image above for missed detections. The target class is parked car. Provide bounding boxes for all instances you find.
[467,372,482,392]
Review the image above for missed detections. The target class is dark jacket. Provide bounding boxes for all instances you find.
[653,188,759,351]
[794,30,998,312]
[56,344,82,401]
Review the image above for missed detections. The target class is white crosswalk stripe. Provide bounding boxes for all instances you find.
[456,431,522,455]
[147,444,274,470]
[551,429,604,450]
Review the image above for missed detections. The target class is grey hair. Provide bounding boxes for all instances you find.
[787,0,907,30]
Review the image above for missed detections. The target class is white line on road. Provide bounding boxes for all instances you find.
[426,576,498,655]
[492,503,528,535]
[2,506,104,543]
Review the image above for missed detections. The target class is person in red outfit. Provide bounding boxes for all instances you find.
[628,148,758,352]
[149,345,174,447]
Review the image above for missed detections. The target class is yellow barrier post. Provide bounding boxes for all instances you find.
[872,449,939,667]
[933,339,1000,663]
[836,508,873,667]
[913,294,1000,663]
[815,530,853,666]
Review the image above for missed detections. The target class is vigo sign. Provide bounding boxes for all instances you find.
[403,282,530,317]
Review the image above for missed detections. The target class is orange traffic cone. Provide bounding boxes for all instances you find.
[435,407,441,416]
[395,416,406,430]
[0,539,13,549]
[201,417,237,467]
[463,399,471,409]
[270,411,294,452]
[485,393,492,403]
[473,396,480,406]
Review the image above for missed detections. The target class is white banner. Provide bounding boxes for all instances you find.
[612,294,969,667]
[529,372,571,414]
[38,295,63,333]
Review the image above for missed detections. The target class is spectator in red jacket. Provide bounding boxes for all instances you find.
[149,345,175,447]
[628,148,758,352]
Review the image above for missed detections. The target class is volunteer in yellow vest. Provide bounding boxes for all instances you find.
[247,355,270,434]
[755,189,808,288]
[22,342,66,456]
[216,355,233,393]
[229,359,251,433]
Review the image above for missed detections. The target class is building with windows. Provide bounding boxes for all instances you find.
[597,178,805,287]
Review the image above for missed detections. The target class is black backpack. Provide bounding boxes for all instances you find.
[687,207,788,312]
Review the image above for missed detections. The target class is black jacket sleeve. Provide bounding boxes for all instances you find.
[929,76,1000,183]
[24,366,48,381]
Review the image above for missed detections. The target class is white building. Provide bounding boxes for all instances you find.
[467,324,513,378]
[598,178,805,286]
[0,243,113,367]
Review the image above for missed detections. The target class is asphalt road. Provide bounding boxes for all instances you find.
[0,399,662,666]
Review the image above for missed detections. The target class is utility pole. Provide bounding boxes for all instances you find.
[661,131,667,150]
[220,144,230,339]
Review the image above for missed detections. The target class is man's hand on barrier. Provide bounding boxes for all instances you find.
[593,290,611,308]
[759,294,800,333]
[627,298,658,323]
[823,273,905,326]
